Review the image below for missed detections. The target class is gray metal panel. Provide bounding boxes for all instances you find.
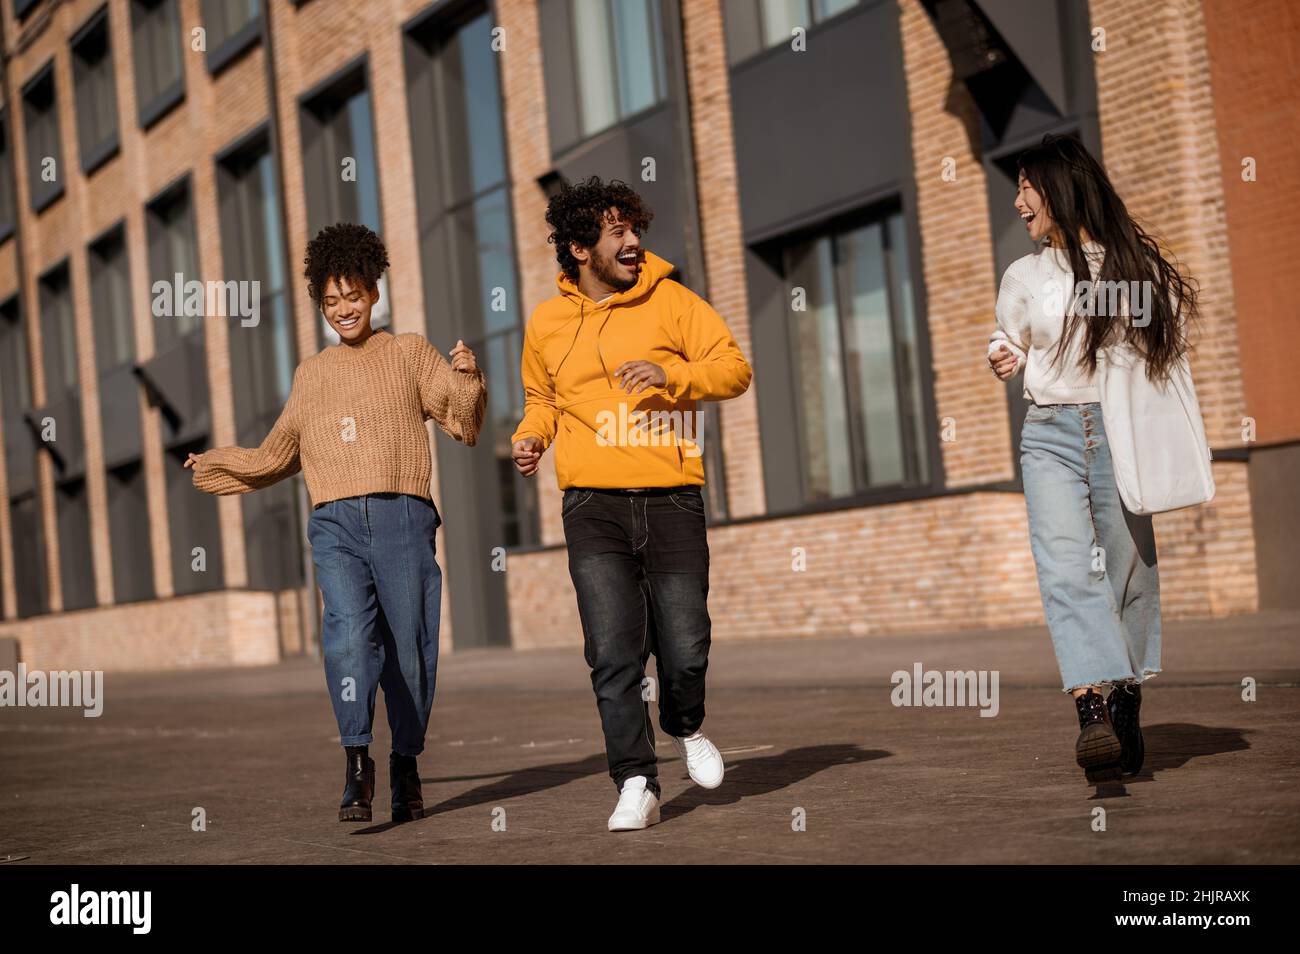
[34,390,86,481]
[553,105,693,282]
[974,0,1068,116]
[140,332,211,448]
[3,407,36,496]
[729,0,911,243]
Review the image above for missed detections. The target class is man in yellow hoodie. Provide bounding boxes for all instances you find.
[511,177,752,831]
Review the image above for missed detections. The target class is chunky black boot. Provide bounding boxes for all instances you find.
[1074,689,1123,783]
[390,752,424,823]
[339,746,375,822]
[1107,683,1145,776]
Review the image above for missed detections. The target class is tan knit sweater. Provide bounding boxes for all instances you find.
[192,329,486,507]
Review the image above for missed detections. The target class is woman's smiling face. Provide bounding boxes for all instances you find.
[1016,172,1053,243]
[320,276,378,342]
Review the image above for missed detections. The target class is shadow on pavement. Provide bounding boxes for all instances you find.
[1090,722,1251,799]
[659,743,891,824]
[351,753,610,834]
[1131,721,1251,780]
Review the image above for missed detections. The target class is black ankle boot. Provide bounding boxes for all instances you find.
[1107,684,1144,776]
[339,746,375,822]
[390,752,424,823]
[1074,689,1123,783]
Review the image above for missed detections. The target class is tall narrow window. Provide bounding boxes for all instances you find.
[22,61,64,212]
[782,208,930,501]
[724,0,861,64]
[408,7,537,550]
[299,62,387,346]
[71,6,120,173]
[146,178,202,352]
[131,0,184,128]
[90,228,135,375]
[0,295,47,617]
[90,225,155,603]
[217,129,301,592]
[39,264,97,611]
[201,0,261,73]
[0,110,15,241]
[569,0,667,139]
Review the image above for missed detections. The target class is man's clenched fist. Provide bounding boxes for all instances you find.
[512,437,543,477]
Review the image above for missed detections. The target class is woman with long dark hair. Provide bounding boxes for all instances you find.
[987,133,1198,784]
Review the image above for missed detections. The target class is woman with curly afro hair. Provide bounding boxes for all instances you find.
[187,221,486,824]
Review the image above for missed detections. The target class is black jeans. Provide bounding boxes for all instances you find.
[562,485,712,797]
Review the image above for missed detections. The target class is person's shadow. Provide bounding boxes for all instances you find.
[351,753,609,834]
[351,743,889,833]
[659,744,891,823]
[1091,722,1250,799]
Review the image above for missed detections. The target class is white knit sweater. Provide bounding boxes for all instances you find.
[988,241,1106,404]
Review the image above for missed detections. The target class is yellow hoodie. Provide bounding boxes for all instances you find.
[510,250,752,490]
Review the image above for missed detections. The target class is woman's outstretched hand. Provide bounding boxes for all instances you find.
[183,452,203,470]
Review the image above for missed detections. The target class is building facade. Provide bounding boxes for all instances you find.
[0,0,1294,671]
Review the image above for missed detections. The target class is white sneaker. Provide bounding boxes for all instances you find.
[671,730,725,789]
[607,775,660,831]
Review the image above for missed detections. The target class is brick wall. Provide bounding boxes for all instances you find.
[1202,0,1300,446]
[679,0,765,519]
[0,0,1274,675]
[896,0,1015,489]
[1089,0,1258,614]
[0,588,282,671]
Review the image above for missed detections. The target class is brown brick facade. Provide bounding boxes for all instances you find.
[0,0,1281,672]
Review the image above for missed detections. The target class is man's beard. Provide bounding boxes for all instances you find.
[591,247,639,292]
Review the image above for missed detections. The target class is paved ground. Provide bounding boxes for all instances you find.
[2,611,1298,865]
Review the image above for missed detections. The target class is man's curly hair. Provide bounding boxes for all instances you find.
[304,223,389,303]
[546,177,654,282]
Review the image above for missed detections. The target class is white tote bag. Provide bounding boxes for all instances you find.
[1096,343,1215,515]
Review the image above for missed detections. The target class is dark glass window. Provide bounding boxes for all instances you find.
[570,0,667,138]
[0,110,15,240]
[89,226,155,603]
[39,263,78,400]
[724,0,861,64]
[39,265,96,611]
[782,209,930,500]
[0,296,47,617]
[299,63,386,346]
[408,8,537,548]
[71,6,120,173]
[105,461,154,602]
[130,0,184,127]
[22,62,64,213]
[200,0,261,73]
[89,227,135,373]
[217,130,301,591]
[146,179,202,352]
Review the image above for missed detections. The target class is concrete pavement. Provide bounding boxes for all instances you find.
[1,611,1297,864]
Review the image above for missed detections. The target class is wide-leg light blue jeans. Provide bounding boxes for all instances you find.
[1020,402,1161,691]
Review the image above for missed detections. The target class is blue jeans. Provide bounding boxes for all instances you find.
[1020,402,1162,691]
[563,486,712,797]
[307,493,442,755]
